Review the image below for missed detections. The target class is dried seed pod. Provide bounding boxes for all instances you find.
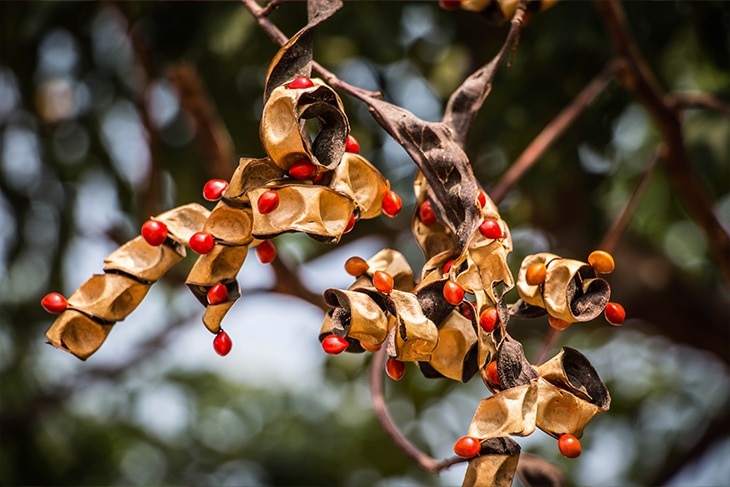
[261,78,348,172]
[223,157,286,204]
[418,309,479,382]
[412,172,456,261]
[388,290,439,362]
[329,152,389,219]
[322,288,390,350]
[462,437,521,487]
[516,253,611,323]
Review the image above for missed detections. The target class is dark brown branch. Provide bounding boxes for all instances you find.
[594,0,730,286]
[668,92,730,117]
[490,62,617,205]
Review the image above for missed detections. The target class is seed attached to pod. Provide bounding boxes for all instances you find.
[486,360,501,386]
[345,256,369,276]
[479,307,498,333]
[287,76,314,89]
[588,250,615,274]
[476,189,487,208]
[558,434,581,458]
[443,280,465,305]
[548,315,572,330]
[381,190,402,218]
[257,190,279,214]
[189,231,215,254]
[360,341,381,353]
[345,134,360,154]
[203,179,229,201]
[386,358,405,381]
[344,213,356,233]
[141,220,168,247]
[256,240,276,264]
[288,159,317,180]
[479,218,502,240]
[453,436,481,458]
[207,282,228,305]
[321,334,349,355]
[418,200,438,225]
[373,270,394,294]
[443,259,454,273]
[213,330,233,356]
[41,292,68,314]
[525,262,547,286]
[604,302,625,325]
[459,302,474,320]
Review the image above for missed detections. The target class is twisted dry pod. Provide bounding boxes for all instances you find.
[45,203,210,360]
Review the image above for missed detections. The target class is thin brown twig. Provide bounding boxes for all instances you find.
[490,61,617,205]
[668,92,730,117]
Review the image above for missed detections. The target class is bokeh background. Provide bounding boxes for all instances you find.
[1,1,729,485]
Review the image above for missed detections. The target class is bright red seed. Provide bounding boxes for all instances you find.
[479,307,498,333]
[443,280,465,305]
[373,270,394,294]
[381,190,402,218]
[604,302,625,325]
[418,200,438,225]
[207,282,228,305]
[321,334,349,355]
[345,134,360,154]
[558,434,582,458]
[287,76,314,89]
[41,292,68,314]
[257,190,279,214]
[486,360,501,386]
[479,219,502,240]
[443,259,454,273]
[213,330,233,356]
[189,231,215,254]
[202,179,229,201]
[288,159,317,180]
[386,358,405,381]
[453,436,481,458]
[344,213,356,233]
[141,220,168,247]
[256,240,276,264]
[477,189,487,208]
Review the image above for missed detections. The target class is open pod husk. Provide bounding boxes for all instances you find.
[104,236,184,282]
[418,309,478,382]
[412,172,456,261]
[516,253,610,323]
[248,185,355,242]
[154,203,211,245]
[468,383,539,439]
[462,437,521,487]
[261,78,348,172]
[329,152,389,219]
[223,157,285,204]
[45,310,114,361]
[322,288,390,348]
[365,248,415,291]
[201,203,254,247]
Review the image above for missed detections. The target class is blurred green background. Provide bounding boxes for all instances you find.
[1,1,729,485]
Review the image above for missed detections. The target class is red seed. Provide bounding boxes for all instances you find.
[460,302,474,320]
[477,189,487,208]
[588,250,615,274]
[443,280,465,305]
[381,190,402,218]
[479,307,498,333]
[548,315,572,330]
[558,434,581,458]
[385,358,405,381]
[257,190,279,214]
[345,134,360,154]
[189,231,215,254]
[479,219,502,240]
[344,213,356,233]
[418,200,438,225]
[525,262,547,286]
[202,179,229,201]
[41,292,68,314]
[287,76,314,89]
[360,341,381,352]
[443,259,454,273]
[604,302,625,325]
[486,360,501,386]
[288,159,317,180]
[345,256,369,276]
[256,240,276,264]
[207,282,228,305]
[321,334,349,355]
[373,270,394,294]
[213,330,233,356]
[453,436,481,458]
[141,220,168,247]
